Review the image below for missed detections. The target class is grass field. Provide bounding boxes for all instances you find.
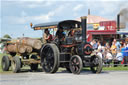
[0,53,128,74]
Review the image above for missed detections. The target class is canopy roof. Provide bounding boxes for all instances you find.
[33,21,59,28]
[32,20,81,30]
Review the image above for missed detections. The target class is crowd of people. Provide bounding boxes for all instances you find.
[90,38,128,67]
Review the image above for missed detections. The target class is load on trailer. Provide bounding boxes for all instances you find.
[1,37,42,73]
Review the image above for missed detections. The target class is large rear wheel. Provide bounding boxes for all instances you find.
[40,44,60,73]
[90,55,103,73]
[69,55,83,74]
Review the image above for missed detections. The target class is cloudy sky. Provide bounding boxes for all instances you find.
[1,0,128,38]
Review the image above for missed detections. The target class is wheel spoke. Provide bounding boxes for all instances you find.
[75,66,79,72]
[72,65,75,71]
[73,58,77,63]
[71,60,75,65]
[76,60,80,65]
[70,55,82,74]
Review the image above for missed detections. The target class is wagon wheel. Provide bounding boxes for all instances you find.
[40,44,60,73]
[69,55,83,74]
[11,56,21,73]
[90,55,102,73]
[1,56,11,71]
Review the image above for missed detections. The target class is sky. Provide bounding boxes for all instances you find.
[1,0,128,38]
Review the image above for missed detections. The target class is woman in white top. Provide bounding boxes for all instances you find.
[104,50,113,67]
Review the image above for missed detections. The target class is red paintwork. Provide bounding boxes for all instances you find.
[61,44,76,48]
[87,21,117,42]
[100,21,116,30]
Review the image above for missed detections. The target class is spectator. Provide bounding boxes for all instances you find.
[126,42,128,64]
[90,40,94,46]
[123,42,128,66]
[101,42,110,61]
[125,42,128,66]
[114,51,123,67]
[97,48,103,59]
[113,38,116,43]
[113,39,121,51]
[104,50,113,67]
[97,41,102,50]
[111,42,117,59]
[97,52,103,59]
[120,41,124,51]
[92,40,98,50]
[105,42,110,51]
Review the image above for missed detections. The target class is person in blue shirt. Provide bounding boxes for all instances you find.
[92,40,98,50]
[126,44,128,66]
[121,42,128,66]
[116,41,121,51]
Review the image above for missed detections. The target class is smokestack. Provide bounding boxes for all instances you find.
[88,9,90,15]
[81,16,87,43]
[119,8,128,29]
[117,14,120,31]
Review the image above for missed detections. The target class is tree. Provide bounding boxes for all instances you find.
[3,34,11,39]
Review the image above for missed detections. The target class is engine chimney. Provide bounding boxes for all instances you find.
[117,14,120,31]
[81,16,87,43]
[88,9,90,15]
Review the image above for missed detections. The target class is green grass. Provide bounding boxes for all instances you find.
[82,66,128,71]
[103,66,128,71]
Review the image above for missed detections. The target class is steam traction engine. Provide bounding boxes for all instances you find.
[34,16,102,74]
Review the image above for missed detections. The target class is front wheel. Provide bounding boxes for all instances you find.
[90,55,103,73]
[69,55,83,74]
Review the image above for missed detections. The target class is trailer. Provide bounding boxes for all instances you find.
[1,38,42,73]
